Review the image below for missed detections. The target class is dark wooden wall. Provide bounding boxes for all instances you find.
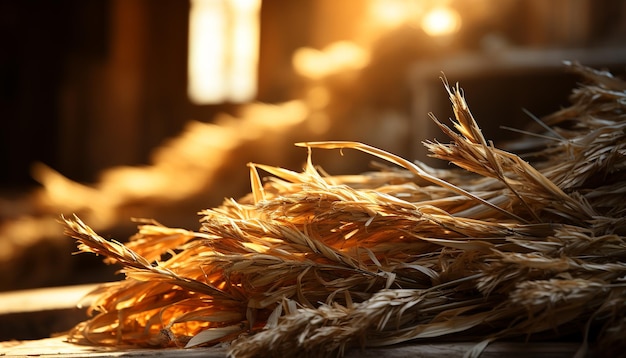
[1,0,191,186]
[0,0,317,188]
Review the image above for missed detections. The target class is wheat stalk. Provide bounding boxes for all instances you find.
[63,63,626,357]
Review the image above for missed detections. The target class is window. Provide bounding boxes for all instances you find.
[188,0,261,104]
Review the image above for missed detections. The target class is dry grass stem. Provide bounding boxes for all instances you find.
[63,63,626,357]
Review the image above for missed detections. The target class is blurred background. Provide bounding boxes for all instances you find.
[1,0,625,296]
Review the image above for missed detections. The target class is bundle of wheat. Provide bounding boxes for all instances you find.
[62,63,626,357]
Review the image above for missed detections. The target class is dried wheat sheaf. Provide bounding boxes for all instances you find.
[63,63,626,357]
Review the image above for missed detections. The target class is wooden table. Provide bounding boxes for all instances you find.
[0,284,591,357]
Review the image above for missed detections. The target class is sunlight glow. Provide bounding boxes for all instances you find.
[421,6,461,37]
[292,42,369,80]
[188,0,261,104]
[369,0,414,28]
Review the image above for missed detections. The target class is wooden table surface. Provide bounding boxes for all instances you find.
[0,284,591,357]
[0,337,588,357]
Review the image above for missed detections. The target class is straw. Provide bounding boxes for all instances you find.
[63,63,626,357]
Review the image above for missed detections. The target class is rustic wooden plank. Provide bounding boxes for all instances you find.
[0,337,228,357]
[0,284,98,342]
[0,283,98,315]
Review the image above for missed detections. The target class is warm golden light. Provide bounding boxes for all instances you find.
[188,0,226,103]
[292,42,369,80]
[369,0,414,28]
[421,6,461,37]
[188,0,261,104]
[229,0,261,103]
